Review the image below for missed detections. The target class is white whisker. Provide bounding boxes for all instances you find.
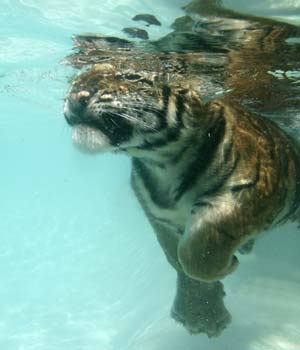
[109,110,158,132]
[125,101,161,113]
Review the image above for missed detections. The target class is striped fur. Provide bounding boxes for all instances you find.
[64,60,300,336]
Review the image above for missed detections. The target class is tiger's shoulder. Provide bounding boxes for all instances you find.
[205,98,300,227]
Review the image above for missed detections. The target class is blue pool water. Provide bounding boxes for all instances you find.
[1,1,300,349]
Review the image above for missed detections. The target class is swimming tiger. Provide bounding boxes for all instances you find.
[63,0,300,338]
[64,58,300,336]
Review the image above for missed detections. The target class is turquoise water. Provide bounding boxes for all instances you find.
[1,1,300,349]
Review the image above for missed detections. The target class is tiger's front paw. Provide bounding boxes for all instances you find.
[171,274,231,337]
[171,296,231,337]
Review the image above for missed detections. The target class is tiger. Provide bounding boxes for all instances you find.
[64,57,300,337]
[63,0,300,338]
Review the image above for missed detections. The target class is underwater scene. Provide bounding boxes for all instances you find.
[1,0,300,349]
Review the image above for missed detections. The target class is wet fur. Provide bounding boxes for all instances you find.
[64,0,300,338]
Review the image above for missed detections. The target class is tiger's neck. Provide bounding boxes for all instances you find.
[130,113,227,208]
[129,128,200,208]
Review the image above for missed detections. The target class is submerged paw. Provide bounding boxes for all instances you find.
[171,302,231,337]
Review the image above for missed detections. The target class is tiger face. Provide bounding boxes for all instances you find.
[64,63,205,154]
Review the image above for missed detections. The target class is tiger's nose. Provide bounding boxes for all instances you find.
[64,90,90,125]
[70,90,90,108]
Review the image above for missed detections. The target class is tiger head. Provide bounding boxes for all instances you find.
[64,61,206,156]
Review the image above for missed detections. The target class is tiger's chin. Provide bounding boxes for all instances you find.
[71,124,112,154]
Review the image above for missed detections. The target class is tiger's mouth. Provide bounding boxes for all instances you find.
[64,90,135,152]
[71,124,111,153]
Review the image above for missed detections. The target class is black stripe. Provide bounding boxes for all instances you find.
[243,113,276,154]
[137,92,186,150]
[201,152,240,197]
[175,94,185,128]
[243,112,266,137]
[169,142,191,164]
[162,85,171,107]
[223,132,234,163]
[138,109,164,134]
[142,85,170,133]
[174,115,226,200]
[170,115,226,165]
[231,156,260,192]
[153,110,167,131]
[280,142,300,221]
[159,85,171,129]
[137,127,181,150]
[190,200,212,214]
[132,158,174,208]
[291,151,300,214]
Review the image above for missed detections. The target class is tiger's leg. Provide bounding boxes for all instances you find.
[177,194,251,282]
[171,272,231,337]
[147,219,232,337]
